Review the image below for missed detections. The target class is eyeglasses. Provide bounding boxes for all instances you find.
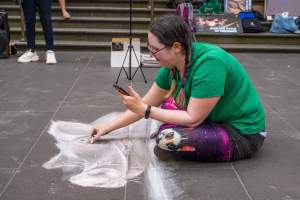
[147,42,168,55]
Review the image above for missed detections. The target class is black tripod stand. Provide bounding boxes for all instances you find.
[115,0,147,84]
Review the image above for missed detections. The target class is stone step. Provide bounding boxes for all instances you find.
[13,40,300,53]
[8,15,273,30]
[10,27,300,45]
[2,5,173,18]
[8,16,152,29]
[10,27,147,42]
[1,0,169,6]
[52,0,168,8]
[194,32,300,45]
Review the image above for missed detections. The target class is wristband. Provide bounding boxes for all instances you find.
[144,105,151,119]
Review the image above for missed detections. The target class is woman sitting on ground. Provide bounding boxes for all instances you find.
[89,14,267,162]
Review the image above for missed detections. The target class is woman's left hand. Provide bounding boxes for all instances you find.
[118,86,147,116]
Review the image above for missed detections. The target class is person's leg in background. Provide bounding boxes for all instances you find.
[18,0,40,63]
[59,0,71,19]
[37,0,57,64]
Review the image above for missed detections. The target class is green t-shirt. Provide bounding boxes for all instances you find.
[155,42,265,135]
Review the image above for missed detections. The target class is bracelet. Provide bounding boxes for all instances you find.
[144,105,151,119]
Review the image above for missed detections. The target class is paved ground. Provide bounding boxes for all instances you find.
[0,51,299,200]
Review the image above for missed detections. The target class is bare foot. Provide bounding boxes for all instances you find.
[62,10,71,20]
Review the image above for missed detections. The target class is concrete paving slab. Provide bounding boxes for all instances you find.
[165,167,250,200]
[229,102,300,200]
[84,52,111,72]
[127,166,251,200]
[53,104,123,124]
[0,166,125,200]
[65,70,126,107]
[235,53,300,134]
[0,111,52,168]
[0,169,15,192]
[0,62,38,98]
[0,55,90,112]
[246,66,300,133]
[126,180,146,200]
[265,105,300,140]
[245,53,300,86]
[232,134,300,200]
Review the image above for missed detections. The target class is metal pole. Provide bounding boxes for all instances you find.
[264,0,267,18]
[129,0,132,79]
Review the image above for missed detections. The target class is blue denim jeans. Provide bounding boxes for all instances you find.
[22,0,54,50]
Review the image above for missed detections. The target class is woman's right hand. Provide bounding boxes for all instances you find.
[89,126,107,144]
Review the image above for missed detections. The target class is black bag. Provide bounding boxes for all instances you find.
[0,30,9,58]
[0,10,10,59]
[242,18,263,33]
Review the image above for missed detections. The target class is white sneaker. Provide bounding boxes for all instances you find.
[46,50,57,64]
[17,50,39,63]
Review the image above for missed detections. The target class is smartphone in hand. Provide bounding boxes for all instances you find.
[113,84,131,96]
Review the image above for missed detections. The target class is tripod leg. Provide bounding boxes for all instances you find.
[115,46,130,84]
[133,62,147,83]
[132,46,140,66]
[131,47,147,83]
[121,46,130,74]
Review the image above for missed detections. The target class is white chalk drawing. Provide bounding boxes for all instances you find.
[43,112,182,199]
